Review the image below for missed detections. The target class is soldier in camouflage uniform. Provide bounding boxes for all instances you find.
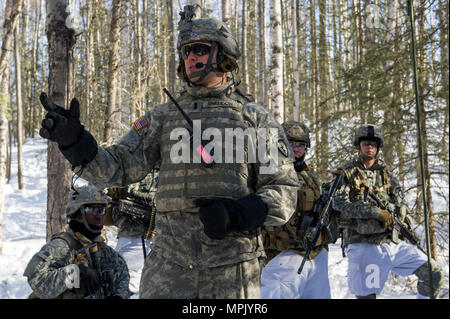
[332,124,443,299]
[37,6,298,298]
[261,121,335,299]
[105,167,159,295]
[23,185,130,299]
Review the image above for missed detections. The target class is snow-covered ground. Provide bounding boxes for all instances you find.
[0,136,448,299]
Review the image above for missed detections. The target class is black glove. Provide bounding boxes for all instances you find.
[194,193,269,240]
[39,92,98,167]
[39,92,83,147]
[78,265,100,293]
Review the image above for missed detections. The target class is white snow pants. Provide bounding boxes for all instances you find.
[345,242,427,297]
[115,236,152,296]
[260,249,331,299]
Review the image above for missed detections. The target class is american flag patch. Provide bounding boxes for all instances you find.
[133,116,148,131]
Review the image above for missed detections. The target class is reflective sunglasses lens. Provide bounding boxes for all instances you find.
[84,206,106,216]
[182,43,211,59]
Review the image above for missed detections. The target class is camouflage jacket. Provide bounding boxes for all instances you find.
[23,228,130,299]
[262,163,331,262]
[75,81,299,268]
[332,156,406,245]
[108,168,159,238]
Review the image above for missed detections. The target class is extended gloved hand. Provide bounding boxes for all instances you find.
[78,265,100,293]
[39,92,83,147]
[38,92,98,167]
[194,193,268,240]
[378,209,394,229]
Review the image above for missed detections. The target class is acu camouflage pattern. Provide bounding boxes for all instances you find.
[332,156,407,245]
[108,168,159,238]
[75,80,298,297]
[413,260,444,298]
[177,16,240,59]
[23,228,130,299]
[262,164,331,262]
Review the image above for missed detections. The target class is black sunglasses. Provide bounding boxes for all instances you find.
[181,43,212,59]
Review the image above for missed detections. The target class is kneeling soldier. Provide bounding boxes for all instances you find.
[23,185,131,299]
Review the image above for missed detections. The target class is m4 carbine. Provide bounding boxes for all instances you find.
[365,187,426,255]
[297,174,343,275]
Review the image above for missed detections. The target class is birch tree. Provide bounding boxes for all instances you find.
[269,0,283,122]
[0,0,24,253]
[14,22,24,190]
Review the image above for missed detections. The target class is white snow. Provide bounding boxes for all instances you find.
[0,136,448,299]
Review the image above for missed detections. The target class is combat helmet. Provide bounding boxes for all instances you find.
[282,121,311,148]
[353,124,384,149]
[66,185,109,234]
[176,5,240,83]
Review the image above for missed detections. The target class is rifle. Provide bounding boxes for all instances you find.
[297,174,343,275]
[163,88,214,167]
[84,244,115,299]
[365,187,427,255]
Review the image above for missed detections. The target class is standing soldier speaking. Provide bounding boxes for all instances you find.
[37,6,298,298]
[332,124,443,299]
[261,121,337,299]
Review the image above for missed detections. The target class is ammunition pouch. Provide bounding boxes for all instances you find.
[298,188,316,212]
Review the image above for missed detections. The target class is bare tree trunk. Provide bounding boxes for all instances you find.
[318,0,330,180]
[241,0,249,92]
[167,0,176,93]
[104,0,122,145]
[291,0,299,121]
[222,0,230,23]
[14,22,24,190]
[0,0,24,253]
[45,0,76,241]
[258,0,269,109]
[269,0,283,122]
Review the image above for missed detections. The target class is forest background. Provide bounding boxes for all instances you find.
[0,0,448,267]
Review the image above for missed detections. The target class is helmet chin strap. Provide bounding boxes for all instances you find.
[186,42,221,84]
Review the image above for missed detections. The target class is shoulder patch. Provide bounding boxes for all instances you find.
[133,116,148,131]
[277,140,289,157]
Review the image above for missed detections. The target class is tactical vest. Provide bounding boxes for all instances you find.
[344,165,392,204]
[339,159,396,244]
[156,90,254,212]
[262,169,324,261]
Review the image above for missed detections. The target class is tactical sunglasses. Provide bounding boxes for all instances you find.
[181,43,212,59]
[360,140,378,148]
[290,141,307,149]
[83,205,106,216]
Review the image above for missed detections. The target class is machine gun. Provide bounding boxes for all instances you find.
[297,174,343,275]
[365,187,426,255]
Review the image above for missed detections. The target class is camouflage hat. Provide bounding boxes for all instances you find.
[353,124,383,148]
[66,185,108,218]
[282,121,311,148]
[177,17,240,60]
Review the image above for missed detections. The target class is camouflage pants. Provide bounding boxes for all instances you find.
[139,250,262,299]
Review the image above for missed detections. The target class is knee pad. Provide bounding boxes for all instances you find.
[414,262,444,298]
